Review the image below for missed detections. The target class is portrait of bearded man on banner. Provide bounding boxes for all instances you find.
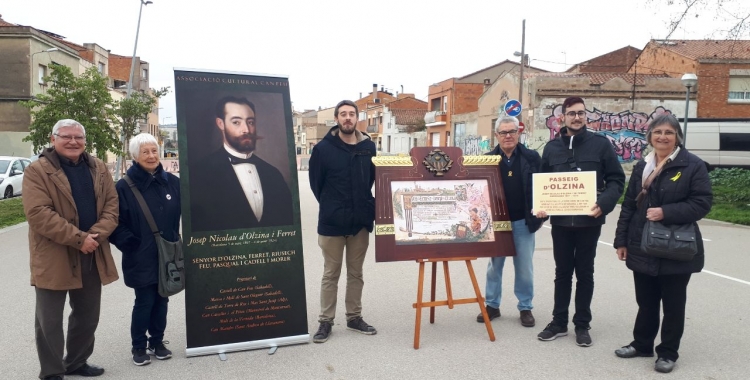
[189,95,293,232]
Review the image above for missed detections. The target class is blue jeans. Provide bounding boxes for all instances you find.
[484,219,535,311]
[131,284,169,349]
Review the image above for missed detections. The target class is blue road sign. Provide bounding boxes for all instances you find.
[504,99,522,117]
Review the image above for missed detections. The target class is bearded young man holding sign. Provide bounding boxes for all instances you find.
[535,96,625,347]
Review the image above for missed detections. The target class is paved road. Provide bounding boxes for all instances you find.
[2,174,749,379]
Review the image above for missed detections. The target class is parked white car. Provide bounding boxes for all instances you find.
[0,156,32,199]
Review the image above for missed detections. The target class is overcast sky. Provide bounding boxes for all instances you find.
[3,0,743,123]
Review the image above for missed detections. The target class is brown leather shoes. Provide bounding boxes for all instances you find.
[476,305,501,323]
[520,310,535,327]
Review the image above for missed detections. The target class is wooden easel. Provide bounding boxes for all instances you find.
[412,257,495,349]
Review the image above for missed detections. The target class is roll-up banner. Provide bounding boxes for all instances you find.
[174,68,308,356]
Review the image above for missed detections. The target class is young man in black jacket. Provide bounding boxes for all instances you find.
[309,100,377,343]
[477,116,546,328]
[536,97,625,347]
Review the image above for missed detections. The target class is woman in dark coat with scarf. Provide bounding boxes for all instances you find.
[110,133,181,366]
[613,114,712,373]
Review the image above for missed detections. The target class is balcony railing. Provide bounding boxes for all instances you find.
[366,125,378,133]
[424,111,447,127]
[424,110,447,124]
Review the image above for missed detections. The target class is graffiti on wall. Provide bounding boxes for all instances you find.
[456,135,491,156]
[544,106,672,162]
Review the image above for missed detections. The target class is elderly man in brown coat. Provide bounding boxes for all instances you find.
[22,119,119,380]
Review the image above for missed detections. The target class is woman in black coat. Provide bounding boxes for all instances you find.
[110,133,181,366]
[613,114,712,373]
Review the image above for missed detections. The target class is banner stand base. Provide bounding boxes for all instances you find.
[186,334,309,358]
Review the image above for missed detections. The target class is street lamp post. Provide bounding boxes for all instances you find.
[681,73,698,147]
[30,47,59,95]
[513,19,527,111]
[116,0,153,180]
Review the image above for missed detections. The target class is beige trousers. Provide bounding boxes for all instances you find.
[318,228,369,323]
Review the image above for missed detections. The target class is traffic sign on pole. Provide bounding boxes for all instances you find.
[504,99,522,117]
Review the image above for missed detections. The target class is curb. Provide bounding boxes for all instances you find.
[0,221,28,235]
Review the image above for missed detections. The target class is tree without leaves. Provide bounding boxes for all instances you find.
[19,65,119,158]
[651,0,750,40]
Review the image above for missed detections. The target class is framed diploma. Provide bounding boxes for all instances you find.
[372,147,516,262]
[532,171,597,216]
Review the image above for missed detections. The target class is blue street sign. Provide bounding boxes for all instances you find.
[504,99,522,117]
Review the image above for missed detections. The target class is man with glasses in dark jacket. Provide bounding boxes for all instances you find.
[476,116,546,328]
[309,100,377,343]
[535,97,625,347]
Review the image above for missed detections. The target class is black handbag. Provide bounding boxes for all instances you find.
[640,220,698,262]
[124,175,185,297]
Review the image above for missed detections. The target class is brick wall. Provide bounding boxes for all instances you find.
[453,83,484,115]
[697,62,750,118]
[108,55,133,82]
[574,46,641,73]
[629,43,697,77]
[387,97,427,110]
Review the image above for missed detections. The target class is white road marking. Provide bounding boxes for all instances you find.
[541,224,747,286]
[702,270,750,286]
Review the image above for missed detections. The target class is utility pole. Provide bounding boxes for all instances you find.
[115,0,152,180]
[519,19,526,123]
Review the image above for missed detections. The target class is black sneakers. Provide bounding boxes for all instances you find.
[346,317,377,335]
[537,323,568,341]
[476,305,501,323]
[313,321,332,343]
[147,341,172,360]
[132,348,151,366]
[575,327,593,347]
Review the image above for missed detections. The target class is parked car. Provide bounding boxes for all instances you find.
[0,156,32,199]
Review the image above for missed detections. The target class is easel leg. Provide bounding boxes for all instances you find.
[429,262,437,324]
[443,261,454,309]
[414,261,426,349]
[466,260,495,342]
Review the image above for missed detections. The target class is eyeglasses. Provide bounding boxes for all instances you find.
[496,130,518,137]
[565,111,587,118]
[54,134,86,142]
[651,130,676,136]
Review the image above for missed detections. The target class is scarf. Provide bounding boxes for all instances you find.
[636,146,681,208]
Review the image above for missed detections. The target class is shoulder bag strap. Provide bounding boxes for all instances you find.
[123,175,160,236]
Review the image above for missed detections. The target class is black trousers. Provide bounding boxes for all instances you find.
[550,225,602,329]
[131,283,169,349]
[630,271,692,361]
[35,253,101,379]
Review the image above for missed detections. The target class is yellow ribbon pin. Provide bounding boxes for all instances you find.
[670,172,681,181]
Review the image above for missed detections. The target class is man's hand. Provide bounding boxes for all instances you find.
[81,233,99,254]
[646,207,664,222]
[589,204,603,218]
[616,247,627,261]
[533,210,548,218]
